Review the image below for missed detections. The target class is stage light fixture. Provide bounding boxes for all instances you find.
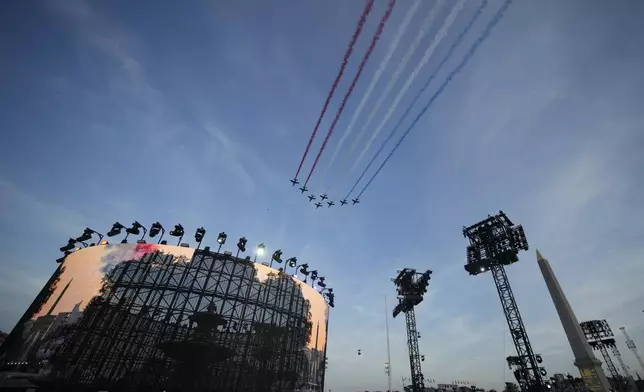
[194,227,206,247]
[287,257,297,267]
[76,228,93,242]
[299,263,310,275]
[309,270,318,286]
[149,222,165,243]
[256,243,265,256]
[217,232,227,245]
[107,222,125,237]
[169,224,184,245]
[60,238,76,252]
[317,276,326,288]
[271,249,283,268]
[56,251,72,263]
[237,237,247,252]
[126,221,145,236]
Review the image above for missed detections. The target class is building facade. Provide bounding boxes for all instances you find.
[0,242,329,392]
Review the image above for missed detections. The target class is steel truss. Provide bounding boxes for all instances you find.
[404,307,424,392]
[581,320,627,391]
[50,248,323,392]
[491,263,544,391]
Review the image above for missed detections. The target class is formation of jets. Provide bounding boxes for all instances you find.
[291,178,359,209]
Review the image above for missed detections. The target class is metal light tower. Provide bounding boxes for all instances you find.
[581,320,629,390]
[463,211,546,392]
[392,268,432,392]
[620,326,644,373]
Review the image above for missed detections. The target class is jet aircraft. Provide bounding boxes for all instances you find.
[308,195,316,202]
[320,193,329,201]
[290,178,299,187]
[340,199,348,206]
[352,198,360,205]
[315,202,323,209]
[327,201,335,208]
[299,186,308,194]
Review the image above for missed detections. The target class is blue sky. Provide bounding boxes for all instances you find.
[1,0,644,390]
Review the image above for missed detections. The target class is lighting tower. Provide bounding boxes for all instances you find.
[620,327,644,373]
[392,268,432,392]
[580,320,628,385]
[462,211,545,392]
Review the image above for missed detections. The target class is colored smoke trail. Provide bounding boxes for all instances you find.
[356,0,514,199]
[303,0,397,187]
[323,0,423,179]
[351,0,468,172]
[292,0,374,181]
[348,0,446,158]
[344,0,489,200]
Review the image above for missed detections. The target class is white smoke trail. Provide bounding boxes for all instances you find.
[323,0,423,177]
[347,0,446,157]
[351,0,468,171]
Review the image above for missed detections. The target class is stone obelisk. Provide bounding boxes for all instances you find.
[536,250,611,392]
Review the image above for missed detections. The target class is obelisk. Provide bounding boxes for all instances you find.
[536,250,611,392]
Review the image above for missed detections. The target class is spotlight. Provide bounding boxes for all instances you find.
[256,243,265,257]
[126,221,145,236]
[149,222,165,243]
[60,238,76,253]
[310,270,319,287]
[271,249,282,268]
[194,227,206,247]
[299,263,310,275]
[169,224,184,245]
[107,222,125,237]
[76,228,93,242]
[56,251,72,263]
[317,276,326,288]
[287,257,297,268]
[254,243,265,263]
[324,290,334,308]
[217,232,227,245]
[237,237,247,253]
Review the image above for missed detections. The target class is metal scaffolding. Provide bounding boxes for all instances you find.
[49,248,323,391]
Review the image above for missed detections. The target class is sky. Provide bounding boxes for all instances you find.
[0,0,643,390]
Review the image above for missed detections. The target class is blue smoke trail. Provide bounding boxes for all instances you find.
[355,0,514,199]
[344,0,489,200]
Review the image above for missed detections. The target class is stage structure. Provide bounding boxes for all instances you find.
[0,222,332,392]
[620,327,644,374]
[580,320,630,391]
[392,268,432,392]
[462,211,546,392]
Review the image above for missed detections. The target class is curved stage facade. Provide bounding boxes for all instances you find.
[4,243,329,391]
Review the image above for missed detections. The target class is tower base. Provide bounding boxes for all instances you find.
[575,357,612,392]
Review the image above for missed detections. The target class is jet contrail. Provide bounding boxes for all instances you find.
[347,0,446,157]
[356,0,515,199]
[343,0,489,200]
[351,0,467,172]
[323,0,423,178]
[302,0,397,187]
[291,0,374,182]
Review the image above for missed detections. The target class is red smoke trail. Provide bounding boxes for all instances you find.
[303,0,397,187]
[292,0,375,181]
